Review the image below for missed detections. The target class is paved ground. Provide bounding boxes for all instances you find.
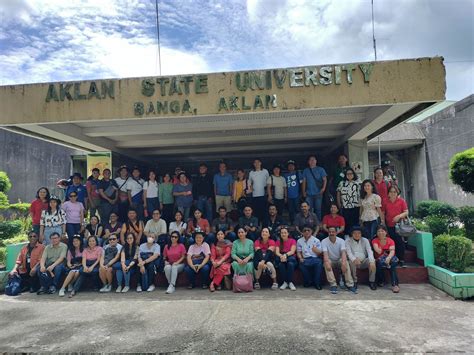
[1,284,473,353]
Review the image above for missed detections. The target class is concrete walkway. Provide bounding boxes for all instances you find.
[1,284,473,353]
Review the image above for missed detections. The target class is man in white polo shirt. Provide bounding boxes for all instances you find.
[249,158,269,223]
[321,226,356,294]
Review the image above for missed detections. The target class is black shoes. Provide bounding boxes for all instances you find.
[37,287,47,295]
[369,282,377,290]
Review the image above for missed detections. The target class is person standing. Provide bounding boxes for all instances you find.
[233,168,252,216]
[62,191,85,246]
[173,172,193,221]
[86,168,101,219]
[193,163,214,221]
[30,187,50,236]
[248,158,269,224]
[373,167,391,209]
[115,166,130,223]
[98,168,118,226]
[284,160,302,224]
[159,173,175,225]
[330,154,350,198]
[127,167,145,221]
[143,170,160,221]
[213,162,233,215]
[266,164,287,217]
[302,155,327,221]
[65,173,88,210]
[40,196,67,245]
[384,186,409,267]
[359,180,384,240]
[336,168,361,234]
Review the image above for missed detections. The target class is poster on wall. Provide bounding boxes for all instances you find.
[87,152,112,178]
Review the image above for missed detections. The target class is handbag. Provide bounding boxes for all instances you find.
[396,217,417,238]
[5,274,22,296]
[232,273,253,293]
[308,168,324,190]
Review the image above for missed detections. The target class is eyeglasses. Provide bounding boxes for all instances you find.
[153,212,160,215]
[171,235,179,239]
[69,194,77,197]
[303,229,312,232]
[109,238,117,241]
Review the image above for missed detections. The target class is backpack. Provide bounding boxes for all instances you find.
[232,273,253,293]
[5,274,21,296]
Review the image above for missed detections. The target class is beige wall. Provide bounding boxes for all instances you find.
[0,57,445,125]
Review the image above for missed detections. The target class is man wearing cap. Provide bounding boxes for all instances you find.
[266,164,287,217]
[10,231,45,293]
[345,225,376,290]
[296,225,323,289]
[284,160,302,224]
[65,173,88,208]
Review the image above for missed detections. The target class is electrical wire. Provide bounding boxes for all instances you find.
[155,0,162,76]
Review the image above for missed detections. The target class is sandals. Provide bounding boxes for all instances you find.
[209,283,215,292]
[392,285,400,293]
[254,282,261,290]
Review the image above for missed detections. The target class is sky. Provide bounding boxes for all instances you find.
[0,0,472,100]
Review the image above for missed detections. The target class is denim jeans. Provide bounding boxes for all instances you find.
[115,259,136,287]
[98,201,117,226]
[225,232,237,242]
[363,220,379,240]
[38,264,66,289]
[388,226,405,261]
[66,223,81,245]
[298,257,323,287]
[74,265,100,292]
[196,196,213,222]
[177,206,191,222]
[376,258,399,286]
[204,233,216,245]
[306,194,323,221]
[43,225,63,245]
[184,260,211,287]
[145,197,160,221]
[141,258,161,290]
[287,197,299,224]
[276,255,297,283]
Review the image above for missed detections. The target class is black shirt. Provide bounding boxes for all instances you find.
[192,174,214,198]
[262,215,287,239]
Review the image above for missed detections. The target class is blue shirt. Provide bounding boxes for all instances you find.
[302,166,327,195]
[213,173,233,196]
[65,184,87,204]
[284,171,302,199]
[173,183,193,208]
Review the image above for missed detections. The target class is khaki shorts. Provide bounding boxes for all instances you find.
[215,195,232,212]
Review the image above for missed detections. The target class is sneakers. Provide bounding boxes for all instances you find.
[59,288,65,297]
[392,285,400,293]
[67,285,73,292]
[271,282,278,290]
[147,285,155,292]
[339,276,345,288]
[254,282,261,290]
[106,284,112,292]
[99,285,109,293]
[280,282,288,290]
[348,286,358,294]
[369,282,377,291]
[116,286,122,293]
[121,286,130,293]
[136,285,142,292]
[330,286,338,294]
[166,285,175,294]
[289,282,296,291]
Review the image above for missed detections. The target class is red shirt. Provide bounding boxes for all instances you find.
[254,239,276,253]
[372,237,395,258]
[384,197,408,227]
[164,244,186,264]
[277,238,296,253]
[188,218,210,233]
[30,199,48,225]
[373,179,390,208]
[322,214,345,228]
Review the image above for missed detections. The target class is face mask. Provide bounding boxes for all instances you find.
[147,237,155,244]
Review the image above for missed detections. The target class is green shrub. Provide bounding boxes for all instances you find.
[8,203,31,214]
[458,206,474,241]
[426,215,449,237]
[0,247,5,265]
[433,234,451,267]
[1,234,28,247]
[0,220,23,240]
[415,200,457,221]
[0,172,12,194]
[412,218,429,232]
[447,236,473,272]
[0,192,8,207]
[450,147,474,193]
[449,226,466,237]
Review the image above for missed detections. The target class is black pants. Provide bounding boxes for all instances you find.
[252,196,266,224]
[342,207,359,233]
[20,272,40,292]
[388,226,405,261]
[273,199,285,216]
[162,203,174,225]
[117,199,129,223]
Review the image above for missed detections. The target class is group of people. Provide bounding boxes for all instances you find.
[11,155,408,297]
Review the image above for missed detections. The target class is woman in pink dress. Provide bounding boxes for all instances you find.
[209,230,232,292]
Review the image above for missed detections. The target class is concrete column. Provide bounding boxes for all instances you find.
[347,139,369,180]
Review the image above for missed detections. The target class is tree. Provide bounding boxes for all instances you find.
[449,147,474,194]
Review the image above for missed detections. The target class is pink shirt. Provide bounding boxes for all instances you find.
[164,244,186,264]
[278,238,297,253]
[187,242,211,256]
[254,239,276,253]
[82,246,103,261]
[62,201,84,224]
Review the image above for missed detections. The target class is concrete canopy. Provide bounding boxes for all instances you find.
[0,57,445,169]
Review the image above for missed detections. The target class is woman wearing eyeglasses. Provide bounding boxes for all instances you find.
[163,231,187,294]
[62,191,85,246]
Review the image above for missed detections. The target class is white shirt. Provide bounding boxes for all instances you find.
[249,169,270,197]
[143,180,159,198]
[169,221,187,235]
[144,219,167,235]
[267,175,286,200]
[321,237,346,262]
[115,177,129,192]
[126,178,145,197]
